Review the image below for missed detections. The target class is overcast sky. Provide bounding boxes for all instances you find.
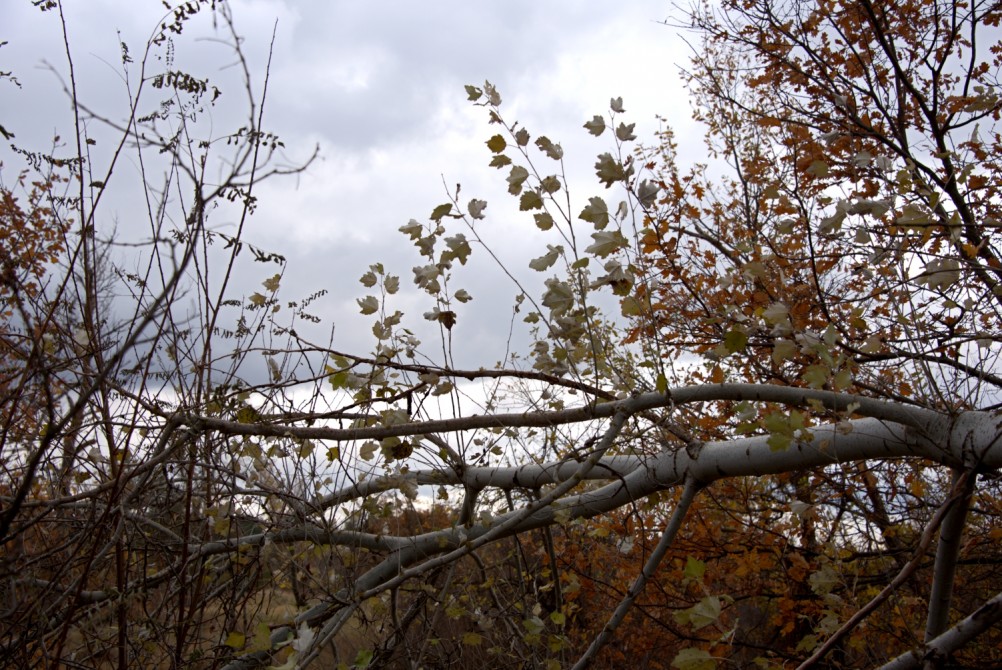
[2,1,700,371]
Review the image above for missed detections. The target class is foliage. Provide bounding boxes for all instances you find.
[2,1,1002,670]
[0,170,70,443]
[634,0,1002,410]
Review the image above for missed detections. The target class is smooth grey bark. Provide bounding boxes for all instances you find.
[880,590,1002,670]
[188,385,944,445]
[925,470,977,642]
[200,386,1002,669]
[313,455,647,512]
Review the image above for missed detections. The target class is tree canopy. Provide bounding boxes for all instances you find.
[2,1,1002,668]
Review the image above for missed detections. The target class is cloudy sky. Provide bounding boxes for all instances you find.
[2,1,700,370]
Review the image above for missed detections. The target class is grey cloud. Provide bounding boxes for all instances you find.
[2,0,690,375]
[249,0,609,153]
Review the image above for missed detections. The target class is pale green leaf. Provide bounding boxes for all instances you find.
[520,190,544,211]
[585,230,629,257]
[357,296,379,315]
[412,265,441,293]
[595,152,633,188]
[740,263,765,280]
[819,210,845,235]
[443,234,472,265]
[540,175,561,193]
[723,329,748,353]
[816,610,841,636]
[579,196,609,229]
[672,648,715,670]
[522,616,545,635]
[507,166,530,195]
[468,198,487,219]
[675,596,721,630]
[359,441,378,461]
[809,564,838,596]
[919,258,961,290]
[464,84,482,101]
[803,364,829,388]
[328,370,349,390]
[896,203,931,228]
[833,368,853,390]
[656,373,668,393]
[224,631,245,649]
[636,180,659,207]
[849,198,892,217]
[620,295,644,316]
[807,160,829,177]
[860,333,882,354]
[353,649,373,668]
[768,433,792,451]
[684,557,706,581]
[583,115,606,136]
[590,259,633,295]
[298,440,314,458]
[262,274,281,292]
[542,278,574,315]
[771,339,798,363]
[359,271,378,288]
[762,302,789,325]
[432,381,454,396]
[535,136,563,159]
[399,219,423,240]
[529,245,562,271]
[415,235,435,258]
[615,122,637,141]
[486,134,506,153]
[790,500,813,517]
[430,203,453,221]
[534,212,555,230]
[483,81,501,105]
[249,622,272,652]
[424,308,456,329]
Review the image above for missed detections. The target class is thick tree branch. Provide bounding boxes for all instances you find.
[180,384,942,444]
[925,469,977,641]
[881,590,1002,670]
